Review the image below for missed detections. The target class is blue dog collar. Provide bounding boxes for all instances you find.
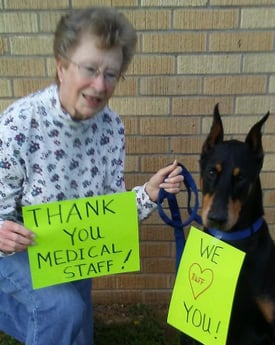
[208,217,264,241]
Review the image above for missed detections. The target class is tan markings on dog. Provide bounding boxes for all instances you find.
[216,163,222,173]
[257,297,275,323]
[201,194,213,227]
[200,177,203,189]
[233,167,240,176]
[226,198,242,230]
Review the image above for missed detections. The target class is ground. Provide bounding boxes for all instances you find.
[94,303,167,324]
[94,303,181,345]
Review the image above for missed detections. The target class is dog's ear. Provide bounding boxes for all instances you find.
[202,103,224,154]
[245,111,269,167]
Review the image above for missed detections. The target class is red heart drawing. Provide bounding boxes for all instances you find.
[188,263,214,300]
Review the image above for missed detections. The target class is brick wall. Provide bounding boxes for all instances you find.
[0,0,275,305]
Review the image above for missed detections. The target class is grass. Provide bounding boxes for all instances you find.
[0,304,181,345]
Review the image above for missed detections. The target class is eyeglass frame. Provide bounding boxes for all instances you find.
[61,54,123,86]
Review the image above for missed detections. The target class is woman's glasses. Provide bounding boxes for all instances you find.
[63,55,121,86]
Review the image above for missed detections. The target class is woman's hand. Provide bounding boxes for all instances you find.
[145,160,184,203]
[0,220,35,254]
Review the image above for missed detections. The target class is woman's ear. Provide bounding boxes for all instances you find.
[56,58,66,84]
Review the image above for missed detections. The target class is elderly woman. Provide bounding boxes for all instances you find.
[0,7,183,345]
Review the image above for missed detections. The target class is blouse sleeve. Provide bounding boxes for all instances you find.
[132,183,157,221]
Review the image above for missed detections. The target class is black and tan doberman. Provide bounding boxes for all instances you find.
[181,104,275,345]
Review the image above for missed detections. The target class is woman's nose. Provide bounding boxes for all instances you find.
[90,74,107,91]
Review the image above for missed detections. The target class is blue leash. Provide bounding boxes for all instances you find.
[157,163,202,271]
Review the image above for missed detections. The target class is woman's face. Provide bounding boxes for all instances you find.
[57,34,123,120]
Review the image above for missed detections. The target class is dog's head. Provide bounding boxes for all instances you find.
[200,104,269,231]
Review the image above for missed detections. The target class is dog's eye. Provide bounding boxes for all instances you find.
[207,168,217,177]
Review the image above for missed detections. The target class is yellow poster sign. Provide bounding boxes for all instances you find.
[23,191,139,289]
[168,226,245,345]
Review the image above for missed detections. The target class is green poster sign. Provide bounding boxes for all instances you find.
[23,191,139,289]
[168,226,245,345]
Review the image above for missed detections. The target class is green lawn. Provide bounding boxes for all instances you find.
[0,304,181,345]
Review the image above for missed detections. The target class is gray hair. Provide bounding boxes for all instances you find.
[54,7,137,75]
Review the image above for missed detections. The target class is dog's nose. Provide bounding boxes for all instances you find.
[207,211,227,228]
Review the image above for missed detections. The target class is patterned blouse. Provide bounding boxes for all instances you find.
[0,84,156,255]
